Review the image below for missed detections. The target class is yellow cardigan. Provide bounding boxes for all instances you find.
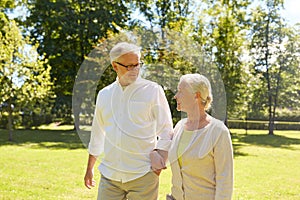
[168,117,233,200]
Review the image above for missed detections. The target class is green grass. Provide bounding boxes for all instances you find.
[231,129,300,200]
[0,128,299,200]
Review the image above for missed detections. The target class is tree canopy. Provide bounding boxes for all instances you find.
[1,0,299,135]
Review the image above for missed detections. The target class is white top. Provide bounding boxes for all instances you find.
[88,77,173,183]
[169,117,233,200]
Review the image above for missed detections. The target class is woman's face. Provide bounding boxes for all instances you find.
[174,81,196,112]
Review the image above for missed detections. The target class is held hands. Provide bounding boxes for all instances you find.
[84,169,96,189]
[150,150,168,175]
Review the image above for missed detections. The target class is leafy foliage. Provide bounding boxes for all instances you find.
[196,0,251,119]
[0,20,53,139]
[1,0,299,134]
[23,0,131,126]
[249,0,299,134]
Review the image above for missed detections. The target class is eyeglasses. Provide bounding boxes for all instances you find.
[114,61,144,71]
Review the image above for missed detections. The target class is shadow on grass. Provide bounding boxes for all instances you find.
[232,142,249,157]
[0,129,90,150]
[231,131,300,155]
[2,129,299,153]
[240,134,300,149]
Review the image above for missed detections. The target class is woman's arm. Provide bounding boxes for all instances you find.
[214,129,234,200]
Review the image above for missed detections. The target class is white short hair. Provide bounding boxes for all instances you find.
[180,73,213,110]
[109,42,141,63]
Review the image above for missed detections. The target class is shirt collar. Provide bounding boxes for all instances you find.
[115,76,142,88]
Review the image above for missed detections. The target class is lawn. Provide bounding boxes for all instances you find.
[0,127,299,200]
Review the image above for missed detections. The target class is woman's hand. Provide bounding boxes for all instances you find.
[150,150,167,173]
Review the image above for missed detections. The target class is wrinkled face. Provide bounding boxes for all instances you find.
[174,81,195,112]
[112,52,140,86]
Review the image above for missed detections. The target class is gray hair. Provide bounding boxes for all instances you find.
[109,42,141,64]
[180,73,213,110]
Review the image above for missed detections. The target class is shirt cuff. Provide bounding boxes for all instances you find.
[155,139,172,151]
[88,143,102,157]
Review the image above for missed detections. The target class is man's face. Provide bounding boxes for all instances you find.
[112,52,140,86]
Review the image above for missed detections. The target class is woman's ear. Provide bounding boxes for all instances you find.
[195,92,201,100]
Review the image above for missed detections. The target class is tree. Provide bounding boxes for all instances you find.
[272,24,300,121]
[23,0,131,129]
[249,0,291,135]
[129,0,197,123]
[0,0,15,28]
[0,20,53,140]
[195,0,251,122]
[130,1,230,122]
[133,0,192,31]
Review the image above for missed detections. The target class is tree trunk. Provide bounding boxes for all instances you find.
[8,98,13,141]
[270,27,284,136]
[72,89,83,131]
[73,108,80,131]
[267,89,274,135]
[268,117,274,135]
[265,14,274,136]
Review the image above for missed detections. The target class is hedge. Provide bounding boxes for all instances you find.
[227,119,300,130]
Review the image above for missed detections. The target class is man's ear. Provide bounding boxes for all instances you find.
[111,62,118,72]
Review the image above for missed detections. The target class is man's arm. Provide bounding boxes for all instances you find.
[84,91,104,188]
[150,86,174,173]
[84,154,97,189]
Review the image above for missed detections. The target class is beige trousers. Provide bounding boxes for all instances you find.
[97,171,159,200]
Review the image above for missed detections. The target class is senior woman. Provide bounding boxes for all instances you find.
[167,74,233,200]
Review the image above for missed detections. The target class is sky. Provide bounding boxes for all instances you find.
[7,0,300,26]
[281,0,300,25]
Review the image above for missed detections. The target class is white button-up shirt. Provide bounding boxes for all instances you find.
[88,77,173,183]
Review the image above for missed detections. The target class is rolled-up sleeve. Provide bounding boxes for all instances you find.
[88,93,105,157]
[152,85,173,151]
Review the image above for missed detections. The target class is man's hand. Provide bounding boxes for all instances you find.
[84,169,96,189]
[84,154,97,189]
[150,150,168,174]
[156,149,168,163]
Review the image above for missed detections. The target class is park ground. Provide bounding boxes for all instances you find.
[0,126,299,200]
